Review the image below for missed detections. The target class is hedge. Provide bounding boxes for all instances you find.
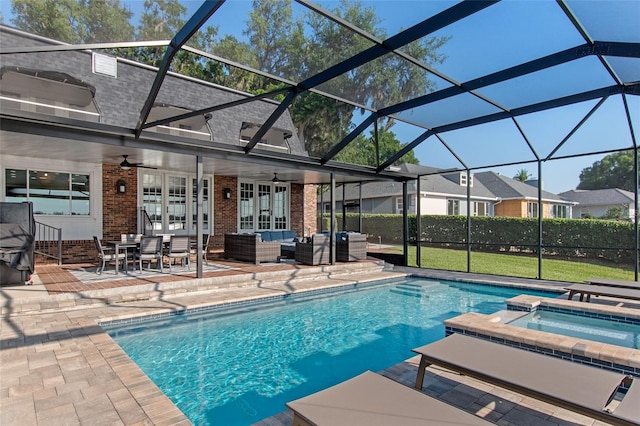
[320,213,636,264]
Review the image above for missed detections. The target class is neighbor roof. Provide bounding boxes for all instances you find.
[559,188,636,205]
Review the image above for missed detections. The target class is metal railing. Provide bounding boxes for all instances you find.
[34,221,62,265]
[139,208,154,236]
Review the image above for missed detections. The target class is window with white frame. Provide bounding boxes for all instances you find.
[551,204,568,218]
[396,197,403,213]
[459,172,473,187]
[527,201,539,218]
[5,168,90,215]
[447,199,460,215]
[472,201,489,216]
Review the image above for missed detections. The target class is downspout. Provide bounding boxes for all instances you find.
[196,155,203,278]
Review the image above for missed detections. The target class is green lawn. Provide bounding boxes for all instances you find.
[384,246,637,283]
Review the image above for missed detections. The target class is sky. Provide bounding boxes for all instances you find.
[1,0,637,194]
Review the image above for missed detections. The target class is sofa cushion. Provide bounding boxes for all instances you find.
[269,231,284,242]
[282,230,296,242]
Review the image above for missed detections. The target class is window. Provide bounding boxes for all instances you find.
[5,168,90,215]
[447,199,460,215]
[459,173,473,187]
[240,182,255,230]
[527,202,539,218]
[552,204,568,218]
[191,177,210,233]
[472,201,489,216]
[396,197,403,213]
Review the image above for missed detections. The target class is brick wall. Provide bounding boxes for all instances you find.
[303,184,318,237]
[212,176,238,247]
[103,164,138,241]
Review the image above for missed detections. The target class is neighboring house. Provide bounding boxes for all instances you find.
[558,188,636,220]
[320,165,575,219]
[0,26,317,264]
[474,172,575,218]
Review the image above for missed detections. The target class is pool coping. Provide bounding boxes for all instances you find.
[445,295,640,378]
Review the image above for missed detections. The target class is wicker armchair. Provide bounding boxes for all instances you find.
[224,233,280,265]
[336,233,368,262]
[295,234,330,265]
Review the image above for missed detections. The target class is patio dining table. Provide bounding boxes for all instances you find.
[104,241,138,274]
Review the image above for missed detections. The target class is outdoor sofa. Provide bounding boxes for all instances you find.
[256,230,300,259]
[413,333,638,426]
[286,370,493,426]
[224,233,280,265]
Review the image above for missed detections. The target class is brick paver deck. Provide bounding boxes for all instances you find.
[2,261,635,425]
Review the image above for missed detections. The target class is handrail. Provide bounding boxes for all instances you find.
[139,208,154,236]
[34,221,63,265]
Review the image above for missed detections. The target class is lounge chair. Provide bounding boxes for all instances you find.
[412,333,637,426]
[565,283,640,302]
[586,277,640,289]
[286,370,493,426]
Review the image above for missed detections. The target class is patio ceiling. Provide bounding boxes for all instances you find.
[1,0,639,185]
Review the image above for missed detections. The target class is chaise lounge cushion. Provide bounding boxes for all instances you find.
[286,371,492,426]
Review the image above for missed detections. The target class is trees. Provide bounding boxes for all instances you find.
[577,150,637,192]
[513,169,531,182]
[11,0,134,43]
[336,126,419,166]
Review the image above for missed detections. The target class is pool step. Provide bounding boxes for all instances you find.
[390,284,426,298]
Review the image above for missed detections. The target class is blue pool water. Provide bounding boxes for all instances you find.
[105,278,557,426]
[508,310,640,349]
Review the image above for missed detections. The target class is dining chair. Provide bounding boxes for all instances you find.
[167,235,190,271]
[135,236,164,273]
[93,236,126,275]
[191,234,211,265]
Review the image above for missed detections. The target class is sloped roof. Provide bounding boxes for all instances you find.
[558,188,636,205]
[474,171,569,202]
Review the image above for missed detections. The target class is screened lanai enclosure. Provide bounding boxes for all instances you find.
[1,0,639,282]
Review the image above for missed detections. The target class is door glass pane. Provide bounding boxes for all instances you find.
[240,182,254,231]
[191,177,210,233]
[142,173,163,230]
[168,176,187,231]
[274,185,288,230]
[258,184,271,231]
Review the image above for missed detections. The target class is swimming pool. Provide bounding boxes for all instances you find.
[508,310,640,349]
[104,278,558,426]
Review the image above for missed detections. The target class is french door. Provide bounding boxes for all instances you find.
[239,180,289,232]
[141,172,212,235]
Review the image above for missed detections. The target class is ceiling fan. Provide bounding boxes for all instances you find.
[119,155,156,170]
[271,172,294,184]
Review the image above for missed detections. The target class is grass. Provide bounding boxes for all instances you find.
[382,246,636,283]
